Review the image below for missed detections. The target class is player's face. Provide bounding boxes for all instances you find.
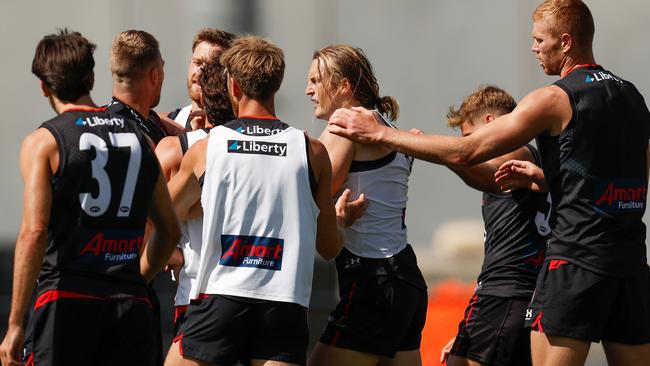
[531,19,564,76]
[306,59,337,121]
[188,42,222,103]
[460,118,487,137]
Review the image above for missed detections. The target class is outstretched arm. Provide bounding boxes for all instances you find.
[450,146,538,194]
[328,86,570,167]
[408,128,535,194]
[0,129,56,366]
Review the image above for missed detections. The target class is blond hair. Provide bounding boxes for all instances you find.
[447,85,516,128]
[220,36,284,101]
[313,44,399,121]
[110,30,160,80]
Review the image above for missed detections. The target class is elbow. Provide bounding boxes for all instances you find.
[448,148,475,168]
[319,250,337,261]
[18,227,48,247]
[316,240,341,261]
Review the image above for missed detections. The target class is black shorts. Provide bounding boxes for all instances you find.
[23,292,157,366]
[176,294,308,366]
[319,246,428,358]
[525,259,650,344]
[450,294,532,366]
[173,305,188,337]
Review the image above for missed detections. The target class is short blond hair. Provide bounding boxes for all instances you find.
[532,0,594,50]
[110,30,160,79]
[447,85,516,129]
[220,36,284,101]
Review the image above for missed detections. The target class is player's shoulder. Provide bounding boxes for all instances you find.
[306,134,331,175]
[156,134,182,154]
[527,84,568,101]
[22,126,57,156]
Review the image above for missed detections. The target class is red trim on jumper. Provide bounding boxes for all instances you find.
[464,295,480,327]
[174,305,188,324]
[562,63,601,78]
[531,311,544,333]
[25,352,35,366]
[62,106,108,113]
[332,281,357,346]
[239,115,279,121]
[34,290,152,309]
[548,259,569,271]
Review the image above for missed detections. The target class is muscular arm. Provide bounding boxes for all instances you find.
[140,170,182,282]
[328,86,570,167]
[318,129,355,196]
[309,138,344,260]
[168,138,206,221]
[155,136,183,181]
[1,129,57,365]
[449,146,534,194]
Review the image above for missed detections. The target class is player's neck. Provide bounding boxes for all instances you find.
[236,96,276,119]
[53,94,97,114]
[560,51,596,78]
[113,90,151,120]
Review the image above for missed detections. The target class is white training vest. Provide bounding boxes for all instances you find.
[192,125,319,307]
[340,152,413,258]
[173,104,192,128]
[174,129,209,306]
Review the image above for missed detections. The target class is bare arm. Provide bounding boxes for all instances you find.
[318,129,355,196]
[309,138,345,260]
[140,170,182,282]
[449,146,535,194]
[0,129,56,366]
[155,136,183,181]
[328,86,570,167]
[168,139,206,221]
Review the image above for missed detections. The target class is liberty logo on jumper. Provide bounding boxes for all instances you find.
[586,71,623,84]
[78,229,143,264]
[75,116,125,128]
[235,125,284,136]
[220,235,284,270]
[594,180,647,212]
[227,140,287,156]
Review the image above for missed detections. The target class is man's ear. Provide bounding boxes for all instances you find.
[339,78,353,97]
[150,64,161,86]
[485,113,495,123]
[40,80,51,97]
[561,33,572,53]
[231,77,242,99]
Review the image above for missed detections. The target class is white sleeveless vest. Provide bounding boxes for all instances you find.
[192,125,319,307]
[172,104,192,128]
[340,152,413,258]
[174,128,209,306]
